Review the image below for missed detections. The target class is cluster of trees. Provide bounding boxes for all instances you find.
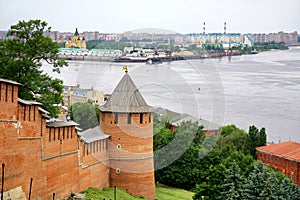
[0,19,68,117]
[70,101,100,131]
[153,117,300,199]
[86,40,131,51]
[253,42,288,51]
[215,162,300,200]
[239,42,288,54]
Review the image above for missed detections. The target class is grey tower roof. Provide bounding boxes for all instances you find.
[99,73,152,113]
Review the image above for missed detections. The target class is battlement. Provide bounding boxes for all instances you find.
[0,73,155,199]
[0,79,110,199]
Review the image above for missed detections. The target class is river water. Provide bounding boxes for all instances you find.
[43,47,300,143]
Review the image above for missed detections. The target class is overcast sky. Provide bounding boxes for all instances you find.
[0,0,299,34]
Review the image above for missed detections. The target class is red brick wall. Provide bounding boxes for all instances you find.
[101,111,156,199]
[0,123,47,199]
[1,80,156,200]
[257,151,300,185]
[0,81,111,199]
[0,83,18,119]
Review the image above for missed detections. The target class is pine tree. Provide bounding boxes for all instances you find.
[241,162,275,199]
[219,161,245,200]
[274,178,300,200]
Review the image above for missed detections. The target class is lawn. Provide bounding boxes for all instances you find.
[82,184,194,200]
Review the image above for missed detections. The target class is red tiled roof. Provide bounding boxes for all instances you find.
[256,141,300,161]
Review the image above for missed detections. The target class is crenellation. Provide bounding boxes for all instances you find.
[1,74,155,199]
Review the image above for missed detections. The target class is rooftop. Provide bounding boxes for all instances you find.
[256,141,300,161]
[154,107,220,131]
[99,73,152,113]
[78,126,110,143]
[18,98,43,106]
[0,78,22,85]
[47,121,79,128]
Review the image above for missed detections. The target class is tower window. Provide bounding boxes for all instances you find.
[114,113,118,124]
[149,113,151,123]
[127,113,131,124]
[140,113,143,124]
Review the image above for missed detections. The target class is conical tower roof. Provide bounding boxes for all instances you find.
[74,28,79,36]
[99,73,152,113]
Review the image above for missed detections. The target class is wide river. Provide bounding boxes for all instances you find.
[43,47,300,143]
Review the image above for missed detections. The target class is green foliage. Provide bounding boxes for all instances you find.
[244,125,267,158]
[240,162,300,200]
[274,178,300,199]
[153,122,299,200]
[221,152,255,178]
[70,102,99,130]
[154,120,205,190]
[0,19,68,117]
[86,40,131,50]
[218,161,245,200]
[217,125,247,156]
[253,42,289,51]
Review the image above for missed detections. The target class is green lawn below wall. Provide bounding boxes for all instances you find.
[82,184,194,200]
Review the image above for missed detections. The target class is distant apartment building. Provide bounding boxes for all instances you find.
[254,33,267,43]
[83,31,100,40]
[99,34,121,41]
[254,31,298,44]
[257,141,300,186]
[62,86,104,108]
[180,33,255,46]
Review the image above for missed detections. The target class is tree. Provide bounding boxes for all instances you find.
[241,162,275,199]
[219,161,245,200]
[0,19,67,116]
[154,121,205,190]
[222,152,254,178]
[274,178,300,200]
[244,125,267,158]
[70,102,99,131]
[217,125,248,157]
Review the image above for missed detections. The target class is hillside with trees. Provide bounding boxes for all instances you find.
[153,116,300,199]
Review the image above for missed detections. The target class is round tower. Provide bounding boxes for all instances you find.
[99,70,155,199]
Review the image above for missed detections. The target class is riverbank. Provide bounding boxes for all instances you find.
[58,50,243,63]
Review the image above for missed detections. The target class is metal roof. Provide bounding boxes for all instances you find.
[46,121,79,128]
[0,78,22,85]
[99,73,152,113]
[18,98,43,106]
[154,107,220,131]
[78,126,110,143]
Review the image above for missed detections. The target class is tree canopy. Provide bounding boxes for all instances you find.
[0,19,68,116]
[152,119,300,199]
[70,102,100,131]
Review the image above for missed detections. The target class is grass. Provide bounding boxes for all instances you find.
[82,184,194,200]
[155,184,194,200]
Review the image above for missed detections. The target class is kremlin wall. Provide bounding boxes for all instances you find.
[0,73,155,199]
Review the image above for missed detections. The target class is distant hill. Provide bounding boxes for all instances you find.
[124,28,178,34]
